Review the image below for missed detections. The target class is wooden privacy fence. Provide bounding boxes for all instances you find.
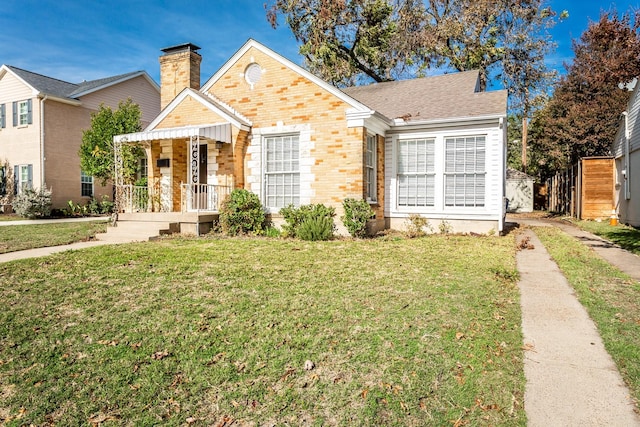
[546,157,614,220]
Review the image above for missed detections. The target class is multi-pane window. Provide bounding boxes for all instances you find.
[397,138,435,207]
[444,135,486,207]
[12,100,32,126]
[264,134,299,209]
[81,171,93,197]
[14,164,32,194]
[365,134,377,202]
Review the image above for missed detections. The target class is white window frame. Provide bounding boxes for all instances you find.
[397,138,436,207]
[81,170,94,197]
[16,164,32,194]
[444,135,486,208]
[365,134,377,202]
[18,101,29,126]
[263,134,300,209]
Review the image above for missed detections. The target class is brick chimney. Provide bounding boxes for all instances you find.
[159,43,202,109]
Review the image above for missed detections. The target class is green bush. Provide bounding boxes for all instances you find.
[297,216,335,241]
[280,203,335,240]
[219,189,266,236]
[12,187,52,219]
[341,198,375,238]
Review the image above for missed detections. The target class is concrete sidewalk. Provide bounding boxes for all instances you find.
[515,221,640,426]
[0,216,132,263]
[512,215,640,283]
[0,216,110,226]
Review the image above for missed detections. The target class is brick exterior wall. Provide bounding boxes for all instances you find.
[206,46,371,219]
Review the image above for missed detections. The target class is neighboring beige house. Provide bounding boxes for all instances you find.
[112,40,507,237]
[0,65,160,210]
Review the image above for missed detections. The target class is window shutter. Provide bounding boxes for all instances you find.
[0,167,5,196]
[13,165,18,194]
[0,104,5,128]
[12,102,17,127]
[27,99,33,124]
[27,164,33,189]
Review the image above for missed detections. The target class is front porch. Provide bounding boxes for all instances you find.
[112,123,248,236]
[97,211,221,242]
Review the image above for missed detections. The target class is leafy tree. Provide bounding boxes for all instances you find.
[267,1,565,105]
[79,99,143,185]
[531,10,640,178]
[267,0,426,85]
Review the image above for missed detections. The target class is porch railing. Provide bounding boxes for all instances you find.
[116,184,156,213]
[181,184,231,212]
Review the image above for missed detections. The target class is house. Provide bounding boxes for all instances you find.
[506,168,534,213]
[613,84,640,226]
[0,64,160,210]
[111,40,507,236]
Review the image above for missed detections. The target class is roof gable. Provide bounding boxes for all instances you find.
[145,88,252,131]
[200,39,371,113]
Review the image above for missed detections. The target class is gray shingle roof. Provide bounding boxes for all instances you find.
[6,65,146,100]
[342,70,507,122]
[507,168,534,180]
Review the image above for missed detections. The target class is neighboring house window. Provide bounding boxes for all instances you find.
[13,164,33,194]
[12,100,32,126]
[0,104,5,128]
[81,171,94,197]
[365,134,377,202]
[444,135,486,207]
[397,138,435,207]
[264,134,300,209]
[0,166,6,196]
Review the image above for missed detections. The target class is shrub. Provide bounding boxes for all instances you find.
[12,187,52,218]
[219,189,265,236]
[297,216,335,241]
[341,198,374,238]
[280,203,335,240]
[404,214,432,238]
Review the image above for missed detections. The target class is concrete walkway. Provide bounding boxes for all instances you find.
[0,216,132,263]
[514,218,640,426]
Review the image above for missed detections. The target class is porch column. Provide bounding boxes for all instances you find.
[189,135,199,186]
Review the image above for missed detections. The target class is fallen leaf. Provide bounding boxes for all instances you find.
[361,389,369,399]
[455,332,465,340]
[151,350,170,360]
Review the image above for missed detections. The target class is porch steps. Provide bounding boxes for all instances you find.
[97,218,179,243]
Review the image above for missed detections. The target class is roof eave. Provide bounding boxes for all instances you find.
[391,113,506,130]
[38,93,82,106]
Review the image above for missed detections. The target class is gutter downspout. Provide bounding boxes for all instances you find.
[622,111,631,200]
[39,95,48,189]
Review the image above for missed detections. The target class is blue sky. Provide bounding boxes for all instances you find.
[0,1,638,85]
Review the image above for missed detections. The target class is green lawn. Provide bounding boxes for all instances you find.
[570,220,640,256]
[535,226,640,406]
[0,235,526,426]
[0,221,108,253]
